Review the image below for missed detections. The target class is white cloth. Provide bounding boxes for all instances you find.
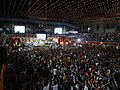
[43,83,50,90]
[53,68,57,75]
[43,85,49,90]
[84,85,88,90]
[52,84,58,90]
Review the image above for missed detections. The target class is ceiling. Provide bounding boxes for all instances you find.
[0,0,120,26]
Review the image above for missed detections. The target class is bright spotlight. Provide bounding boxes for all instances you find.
[88,27,90,30]
[79,45,82,47]
[100,42,103,44]
[77,38,81,42]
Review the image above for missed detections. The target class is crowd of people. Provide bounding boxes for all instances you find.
[82,33,120,42]
[69,32,120,42]
[3,43,120,90]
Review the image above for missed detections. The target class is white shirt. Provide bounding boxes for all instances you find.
[43,85,49,90]
[84,85,88,90]
[52,84,58,90]
[53,68,57,75]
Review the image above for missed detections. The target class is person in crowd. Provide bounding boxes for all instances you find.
[3,36,120,90]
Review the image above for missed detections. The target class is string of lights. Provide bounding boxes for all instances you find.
[26,0,118,21]
[0,0,119,24]
[47,0,119,22]
[29,0,65,18]
[25,0,47,17]
[61,1,118,18]
[16,0,28,16]
[10,0,17,16]
[4,0,6,16]
[30,0,69,17]
[35,0,80,17]
[52,0,117,16]
[43,0,76,15]
[20,0,32,17]
[14,0,23,17]
[28,0,51,17]
[7,0,12,16]
[22,0,40,17]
